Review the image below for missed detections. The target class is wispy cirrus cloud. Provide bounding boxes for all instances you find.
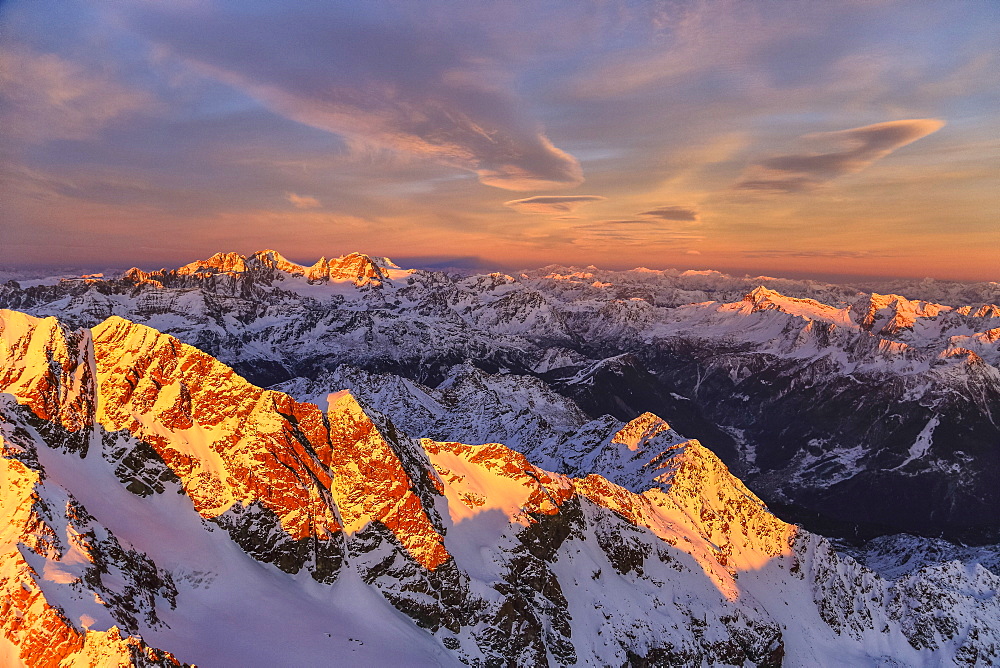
[735,119,945,193]
[504,195,606,215]
[570,218,706,247]
[576,219,653,228]
[124,2,582,191]
[741,249,898,259]
[573,218,705,236]
[0,45,154,144]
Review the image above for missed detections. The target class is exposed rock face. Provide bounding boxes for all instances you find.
[326,390,449,571]
[92,316,346,582]
[137,249,398,290]
[177,252,249,276]
[0,310,95,442]
[3,308,1000,665]
[0,397,187,668]
[5,252,999,541]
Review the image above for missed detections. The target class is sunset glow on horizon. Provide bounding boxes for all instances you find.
[1,1,997,281]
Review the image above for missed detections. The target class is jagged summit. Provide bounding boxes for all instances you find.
[4,259,1000,543]
[4,308,1000,665]
[738,285,852,325]
[123,249,408,287]
[177,251,250,275]
[743,285,783,304]
[304,252,390,284]
[851,292,951,335]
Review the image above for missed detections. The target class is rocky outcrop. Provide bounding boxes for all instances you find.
[3,307,1000,665]
[8,252,999,541]
[92,315,347,582]
[0,399,187,668]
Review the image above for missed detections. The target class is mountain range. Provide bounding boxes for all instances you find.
[4,250,1000,540]
[2,251,999,666]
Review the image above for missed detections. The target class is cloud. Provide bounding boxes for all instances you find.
[741,249,898,259]
[578,219,653,227]
[638,205,700,222]
[126,2,582,191]
[570,218,705,247]
[504,195,606,215]
[735,119,945,192]
[684,249,702,255]
[574,219,705,234]
[0,45,154,144]
[286,192,321,209]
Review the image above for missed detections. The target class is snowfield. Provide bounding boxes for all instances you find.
[2,252,1000,666]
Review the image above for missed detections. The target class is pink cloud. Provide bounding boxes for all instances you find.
[130,4,583,191]
[0,45,154,144]
[286,192,322,209]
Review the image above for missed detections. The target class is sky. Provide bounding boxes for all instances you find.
[1,0,998,280]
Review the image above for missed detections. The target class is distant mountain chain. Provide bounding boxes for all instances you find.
[2,251,999,666]
[4,250,999,540]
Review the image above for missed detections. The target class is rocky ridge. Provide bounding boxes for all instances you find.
[2,308,1000,665]
[3,250,1000,541]
[10,249,988,540]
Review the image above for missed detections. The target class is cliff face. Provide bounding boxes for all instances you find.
[92,316,346,581]
[2,308,999,666]
[6,252,1000,541]
[0,394,186,668]
[0,310,95,439]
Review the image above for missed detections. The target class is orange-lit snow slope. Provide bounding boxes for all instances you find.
[2,308,998,666]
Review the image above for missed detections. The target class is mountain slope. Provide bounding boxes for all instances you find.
[3,308,1000,665]
[7,251,1000,541]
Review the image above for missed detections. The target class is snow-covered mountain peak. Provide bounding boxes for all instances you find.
[610,412,673,452]
[852,291,951,334]
[744,285,782,303]
[177,251,249,275]
[247,248,303,274]
[737,286,851,325]
[122,249,411,289]
[303,251,402,285]
[0,309,94,435]
[937,346,986,366]
[680,269,724,277]
[957,303,1000,318]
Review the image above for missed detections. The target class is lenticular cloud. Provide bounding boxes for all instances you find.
[736,119,944,192]
[504,195,606,215]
